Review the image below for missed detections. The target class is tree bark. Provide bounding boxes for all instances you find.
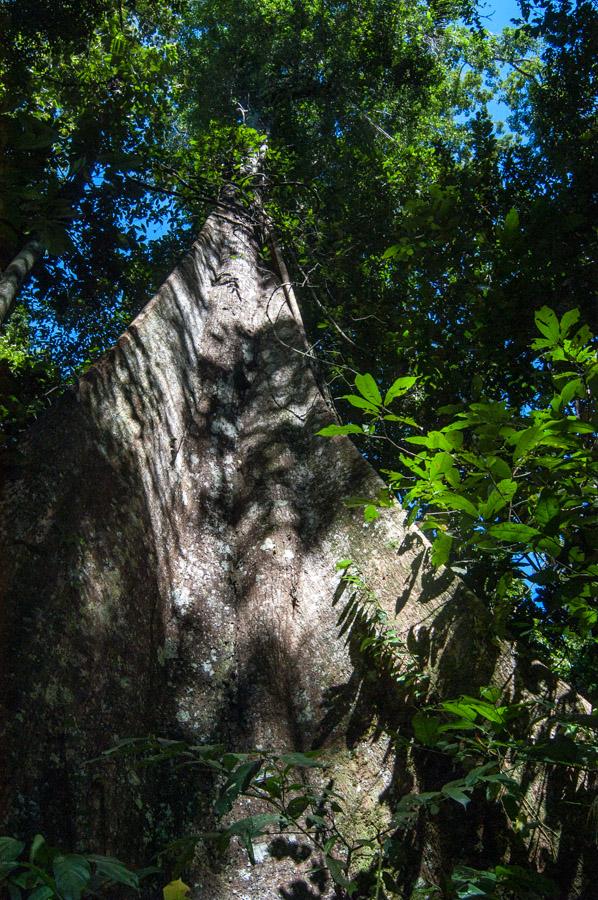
[0,239,44,325]
[0,203,594,897]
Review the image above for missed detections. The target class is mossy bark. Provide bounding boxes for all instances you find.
[0,206,593,897]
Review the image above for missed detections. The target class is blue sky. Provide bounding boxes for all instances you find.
[464,1,526,127]
[481,0,523,31]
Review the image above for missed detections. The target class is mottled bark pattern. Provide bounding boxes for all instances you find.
[0,239,43,325]
[0,208,593,897]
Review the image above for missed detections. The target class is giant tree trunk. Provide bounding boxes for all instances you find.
[0,204,593,897]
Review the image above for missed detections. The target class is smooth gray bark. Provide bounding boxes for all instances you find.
[0,239,43,325]
[0,205,593,897]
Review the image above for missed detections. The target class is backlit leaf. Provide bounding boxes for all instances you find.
[354,373,382,406]
[384,376,417,405]
[163,879,191,900]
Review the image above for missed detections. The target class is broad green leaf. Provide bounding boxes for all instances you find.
[554,377,584,411]
[89,855,139,889]
[406,431,456,450]
[227,813,281,836]
[503,207,519,232]
[324,856,356,894]
[215,759,262,815]
[431,532,452,568]
[512,426,544,459]
[480,480,517,519]
[341,394,379,413]
[464,700,509,724]
[29,834,45,863]
[494,865,558,897]
[286,796,310,818]
[488,522,540,543]
[534,493,560,527]
[163,879,191,900]
[0,838,25,862]
[435,492,479,518]
[531,336,556,351]
[316,424,363,437]
[384,376,417,405]
[227,814,282,863]
[560,308,580,338]
[442,784,471,808]
[354,373,382,406]
[480,685,501,704]
[485,456,513,481]
[563,419,594,434]
[53,855,91,900]
[534,307,559,343]
[364,504,379,522]
[343,495,374,508]
[442,700,478,721]
[383,414,419,427]
[412,712,440,746]
[429,451,454,480]
[28,889,54,900]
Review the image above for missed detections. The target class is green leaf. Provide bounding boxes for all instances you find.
[435,492,479,518]
[441,700,478,721]
[316,423,363,436]
[406,430,461,450]
[341,394,379,413]
[431,532,452,568]
[485,456,513,480]
[412,712,440,746]
[480,685,501,704]
[227,814,282,863]
[364,504,379,522]
[53,855,91,900]
[343,495,375,508]
[480,480,517,518]
[0,838,25,863]
[464,700,509,725]
[512,425,544,459]
[286,796,310,818]
[28,889,54,900]
[488,522,541,543]
[534,493,560,527]
[429,451,454,480]
[163,878,190,900]
[227,813,282,837]
[88,855,139,889]
[503,207,519,232]
[354,373,382,406]
[215,759,262,815]
[494,865,557,897]
[535,307,559,344]
[442,784,471,808]
[29,835,45,864]
[324,856,356,894]
[560,308,580,338]
[279,751,322,768]
[384,376,417,405]
[383,414,419,427]
[553,377,584,412]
